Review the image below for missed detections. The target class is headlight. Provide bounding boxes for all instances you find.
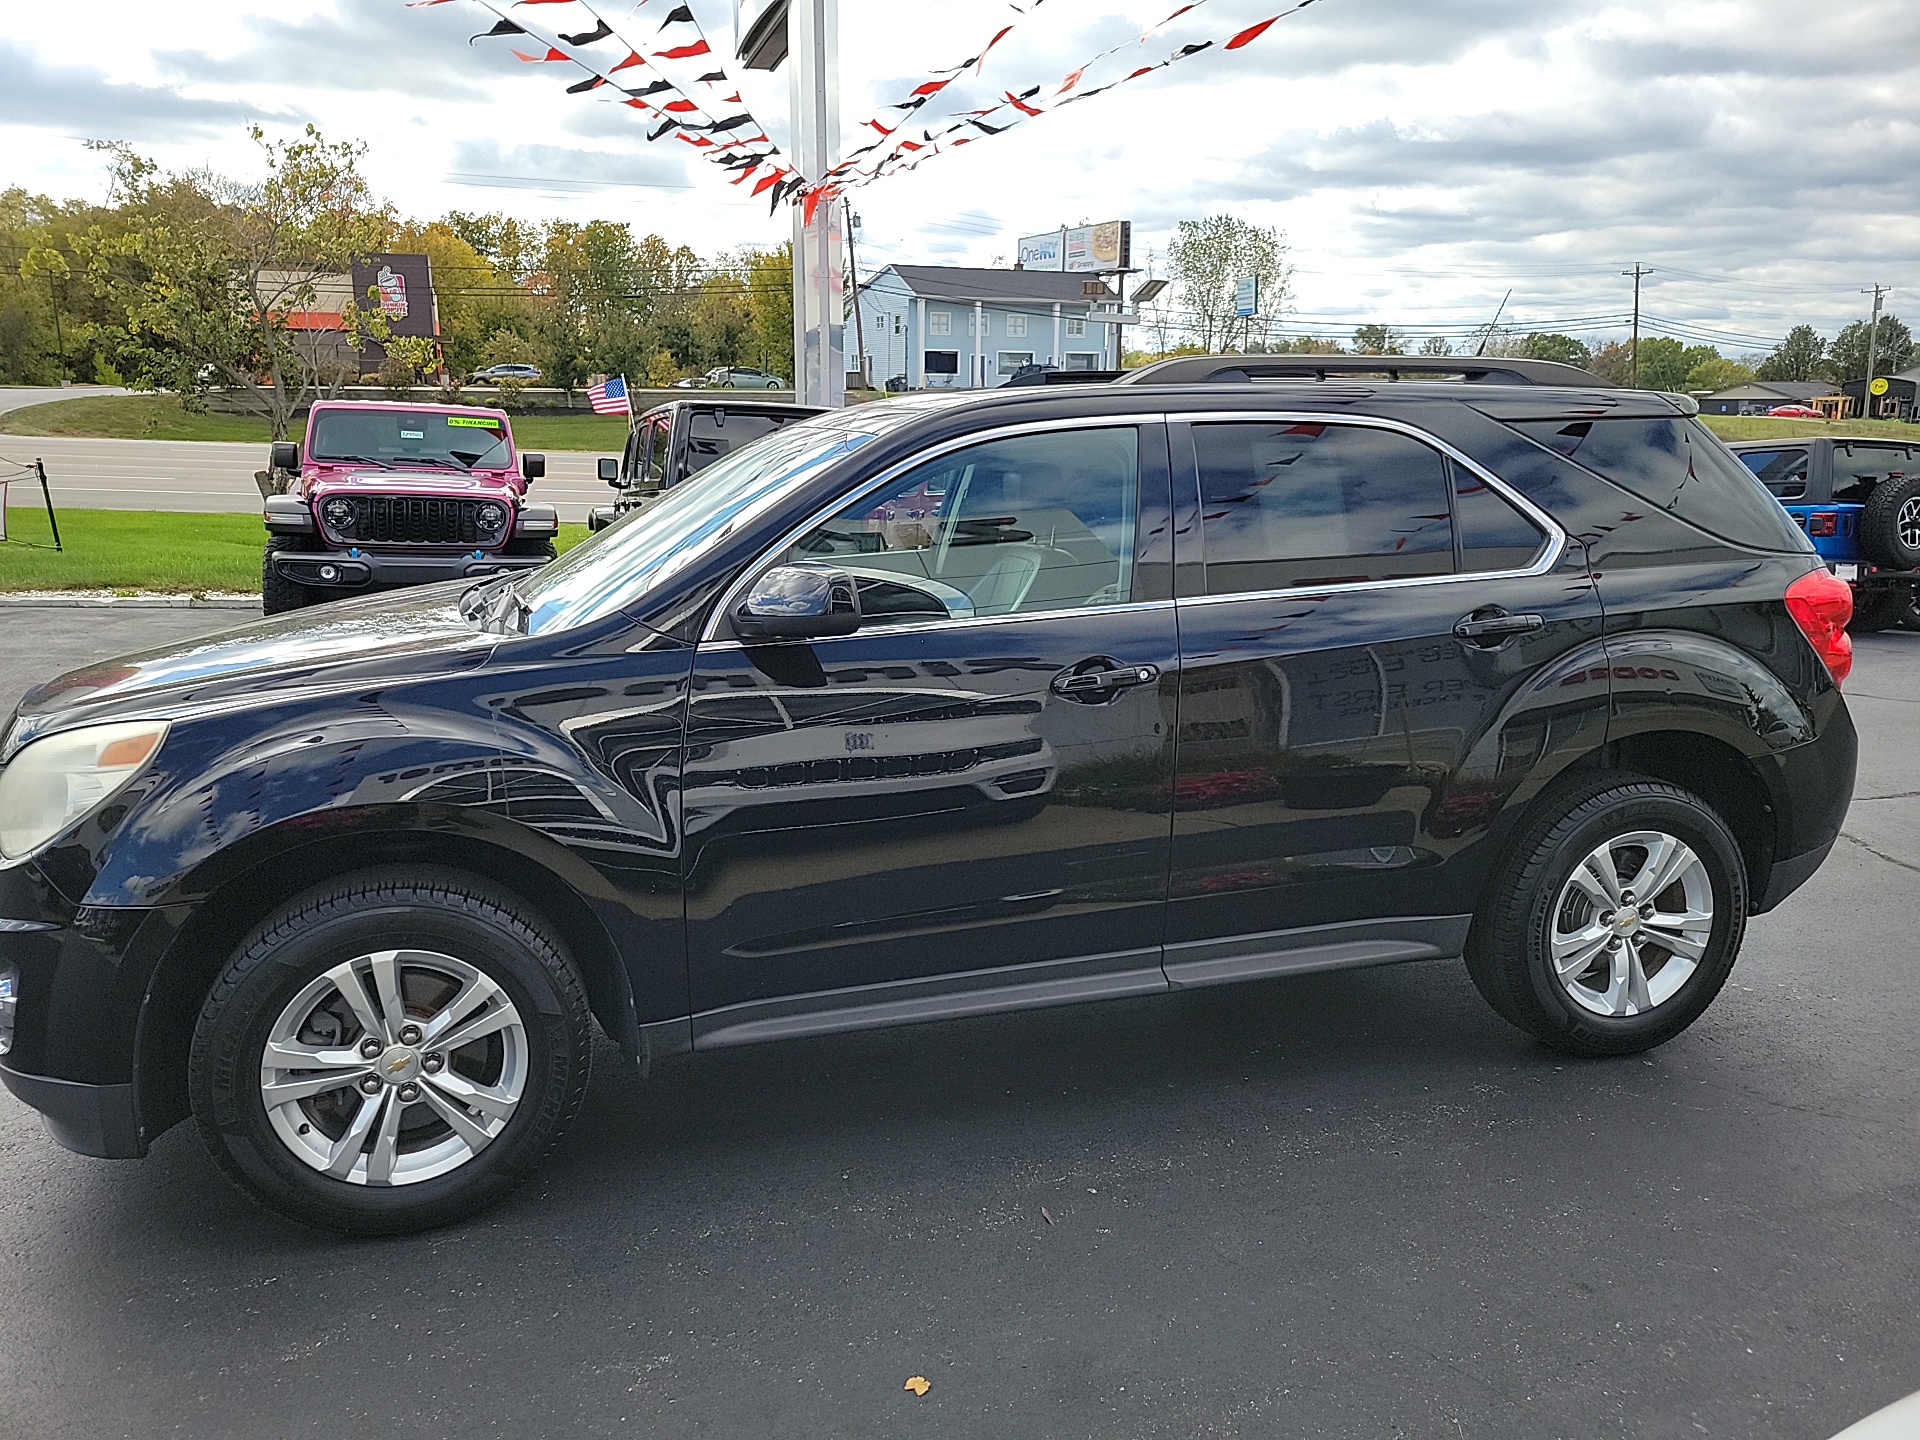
[0,721,169,860]
[0,968,15,1056]
[477,502,506,531]
[322,497,355,531]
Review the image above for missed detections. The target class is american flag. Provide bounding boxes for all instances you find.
[588,375,630,415]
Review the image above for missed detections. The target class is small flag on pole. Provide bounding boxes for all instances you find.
[588,375,631,415]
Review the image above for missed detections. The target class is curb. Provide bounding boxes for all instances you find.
[0,594,261,610]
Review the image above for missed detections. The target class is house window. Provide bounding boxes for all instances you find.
[1005,313,1027,338]
[928,311,952,337]
[924,350,960,375]
[1064,352,1102,371]
[997,351,1035,374]
[1065,317,1087,338]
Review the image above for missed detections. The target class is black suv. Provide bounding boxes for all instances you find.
[0,358,1857,1234]
[587,398,824,531]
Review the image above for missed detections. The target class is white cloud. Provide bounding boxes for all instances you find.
[4,0,1915,348]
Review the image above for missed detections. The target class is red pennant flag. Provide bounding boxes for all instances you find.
[511,47,570,62]
[751,168,786,196]
[679,133,715,147]
[1125,64,1154,79]
[1225,14,1281,49]
[909,79,951,97]
[655,39,711,59]
[975,24,1012,71]
[1057,66,1086,94]
[1006,90,1042,116]
[610,49,644,72]
[664,98,700,112]
[623,98,653,110]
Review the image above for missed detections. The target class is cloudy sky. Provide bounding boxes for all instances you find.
[5,0,1916,354]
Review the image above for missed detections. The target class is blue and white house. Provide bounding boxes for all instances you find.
[853,265,1124,389]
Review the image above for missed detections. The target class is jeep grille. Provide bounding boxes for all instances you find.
[324,496,507,546]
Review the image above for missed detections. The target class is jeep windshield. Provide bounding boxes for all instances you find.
[308,409,511,470]
[508,419,882,635]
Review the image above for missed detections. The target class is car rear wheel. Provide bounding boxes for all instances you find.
[188,869,592,1235]
[1465,775,1747,1056]
[1859,476,1920,570]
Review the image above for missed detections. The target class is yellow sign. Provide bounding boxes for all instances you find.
[1870,377,1891,396]
[447,415,503,429]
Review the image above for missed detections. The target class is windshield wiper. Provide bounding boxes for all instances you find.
[320,453,397,470]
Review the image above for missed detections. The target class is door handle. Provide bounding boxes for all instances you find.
[1051,660,1160,701]
[1453,610,1545,643]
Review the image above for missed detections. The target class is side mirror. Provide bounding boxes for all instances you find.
[521,452,546,481]
[733,565,861,640]
[597,456,619,485]
[269,441,300,472]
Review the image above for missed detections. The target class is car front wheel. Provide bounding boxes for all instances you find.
[189,869,591,1235]
[1465,775,1747,1056]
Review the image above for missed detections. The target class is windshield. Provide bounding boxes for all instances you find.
[309,409,511,470]
[515,421,878,634]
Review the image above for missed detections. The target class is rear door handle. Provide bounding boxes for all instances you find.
[1453,611,1545,642]
[1051,660,1160,701]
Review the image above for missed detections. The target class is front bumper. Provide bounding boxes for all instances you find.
[0,1062,143,1158]
[271,548,548,591]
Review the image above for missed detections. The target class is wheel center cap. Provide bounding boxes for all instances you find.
[1610,907,1642,936]
[378,1045,422,1084]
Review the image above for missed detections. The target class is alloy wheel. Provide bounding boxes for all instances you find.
[1898,495,1920,554]
[1549,830,1714,1018]
[258,949,527,1186]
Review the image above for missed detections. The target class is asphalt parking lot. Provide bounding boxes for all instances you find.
[2,606,1918,1440]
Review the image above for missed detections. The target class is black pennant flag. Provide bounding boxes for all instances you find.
[566,74,605,93]
[649,118,681,141]
[560,19,612,45]
[624,78,673,97]
[696,70,728,83]
[658,4,695,27]
[469,18,523,44]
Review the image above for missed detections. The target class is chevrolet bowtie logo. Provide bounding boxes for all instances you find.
[388,1056,411,1074]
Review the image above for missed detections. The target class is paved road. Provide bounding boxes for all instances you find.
[1,612,1917,1440]
[0,385,130,415]
[0,435,616,524]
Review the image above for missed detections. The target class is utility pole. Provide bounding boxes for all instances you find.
[844,200,868,390]
[1623,264,1651,388]
[1862,283,1890,419]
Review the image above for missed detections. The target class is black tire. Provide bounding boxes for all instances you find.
[261,538,319,616]
[501,538,558,560]
[1849,586,1908,634]
[189,869,592,1236]
[1859,475,1920,569]
[1464,774,1748,1057]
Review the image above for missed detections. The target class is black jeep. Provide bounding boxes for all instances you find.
[587,398,824,531]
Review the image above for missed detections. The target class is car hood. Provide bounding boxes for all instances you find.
[7,583,497,740]
[309,468,518,495]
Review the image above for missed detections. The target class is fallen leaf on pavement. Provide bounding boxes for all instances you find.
[904,1376,931,1396]
[1041,1206,1055,1226]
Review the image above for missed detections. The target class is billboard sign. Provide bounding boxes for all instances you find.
[349,253,438,339]
[1016,220,1132,273]
[1234,276,1259,317]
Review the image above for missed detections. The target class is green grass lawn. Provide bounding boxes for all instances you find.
[0,393,629,452]
[1700,415,1920,443]
[0,506,591,593]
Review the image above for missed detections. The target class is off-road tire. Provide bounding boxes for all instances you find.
[261,537,320,616]
[1464,773,1747,1057]
[1859,475,1920,569]
[189,868,592,1236]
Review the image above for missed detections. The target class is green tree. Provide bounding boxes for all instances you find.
[1522,333,1593,369]
[1686,356,1756,392]
[745,243,792,378]
[1588,340,1633,386]
[1756,324,1826,382]
[1826,315,1913,382]
[1631,338,1718,392]
[1167,215,1291,353]
[1419,335,1452,357]
[1351,324,1405,355]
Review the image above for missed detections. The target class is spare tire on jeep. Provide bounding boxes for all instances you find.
[1859,474,1920,569]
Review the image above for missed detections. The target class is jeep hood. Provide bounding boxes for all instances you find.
[8,583,496,736]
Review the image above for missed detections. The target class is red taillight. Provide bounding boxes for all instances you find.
[1808,512,1838,537]
[1784,567,1853,685]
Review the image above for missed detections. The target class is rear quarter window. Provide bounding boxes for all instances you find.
[1509,417,1811,553]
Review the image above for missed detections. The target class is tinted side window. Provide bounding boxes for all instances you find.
[1194,422,1453,594]
[789,427,1139,624]
[1833,443,1913,503]
[1510,418,1809,553]
[684,411,796,477]
[621,423,648,483]
[1736,448,1810,500]
[1453,465,1547,572]
[646,422,673,487]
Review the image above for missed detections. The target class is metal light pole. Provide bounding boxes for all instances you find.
[787,0,845,407]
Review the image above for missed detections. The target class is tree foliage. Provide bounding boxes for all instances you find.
[1827,315,1913,382]
[1522,333,1593,369]
[1166,215,1291,353]
[1756,324,1826,383]
[1351,324,1405,355]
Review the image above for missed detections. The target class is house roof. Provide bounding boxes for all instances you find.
[876,265,1114,306]
[1706,381,1836,402]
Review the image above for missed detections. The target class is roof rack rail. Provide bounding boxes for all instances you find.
[1113,354,1612,388]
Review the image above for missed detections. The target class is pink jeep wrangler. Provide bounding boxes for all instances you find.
[259,400,559,614]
